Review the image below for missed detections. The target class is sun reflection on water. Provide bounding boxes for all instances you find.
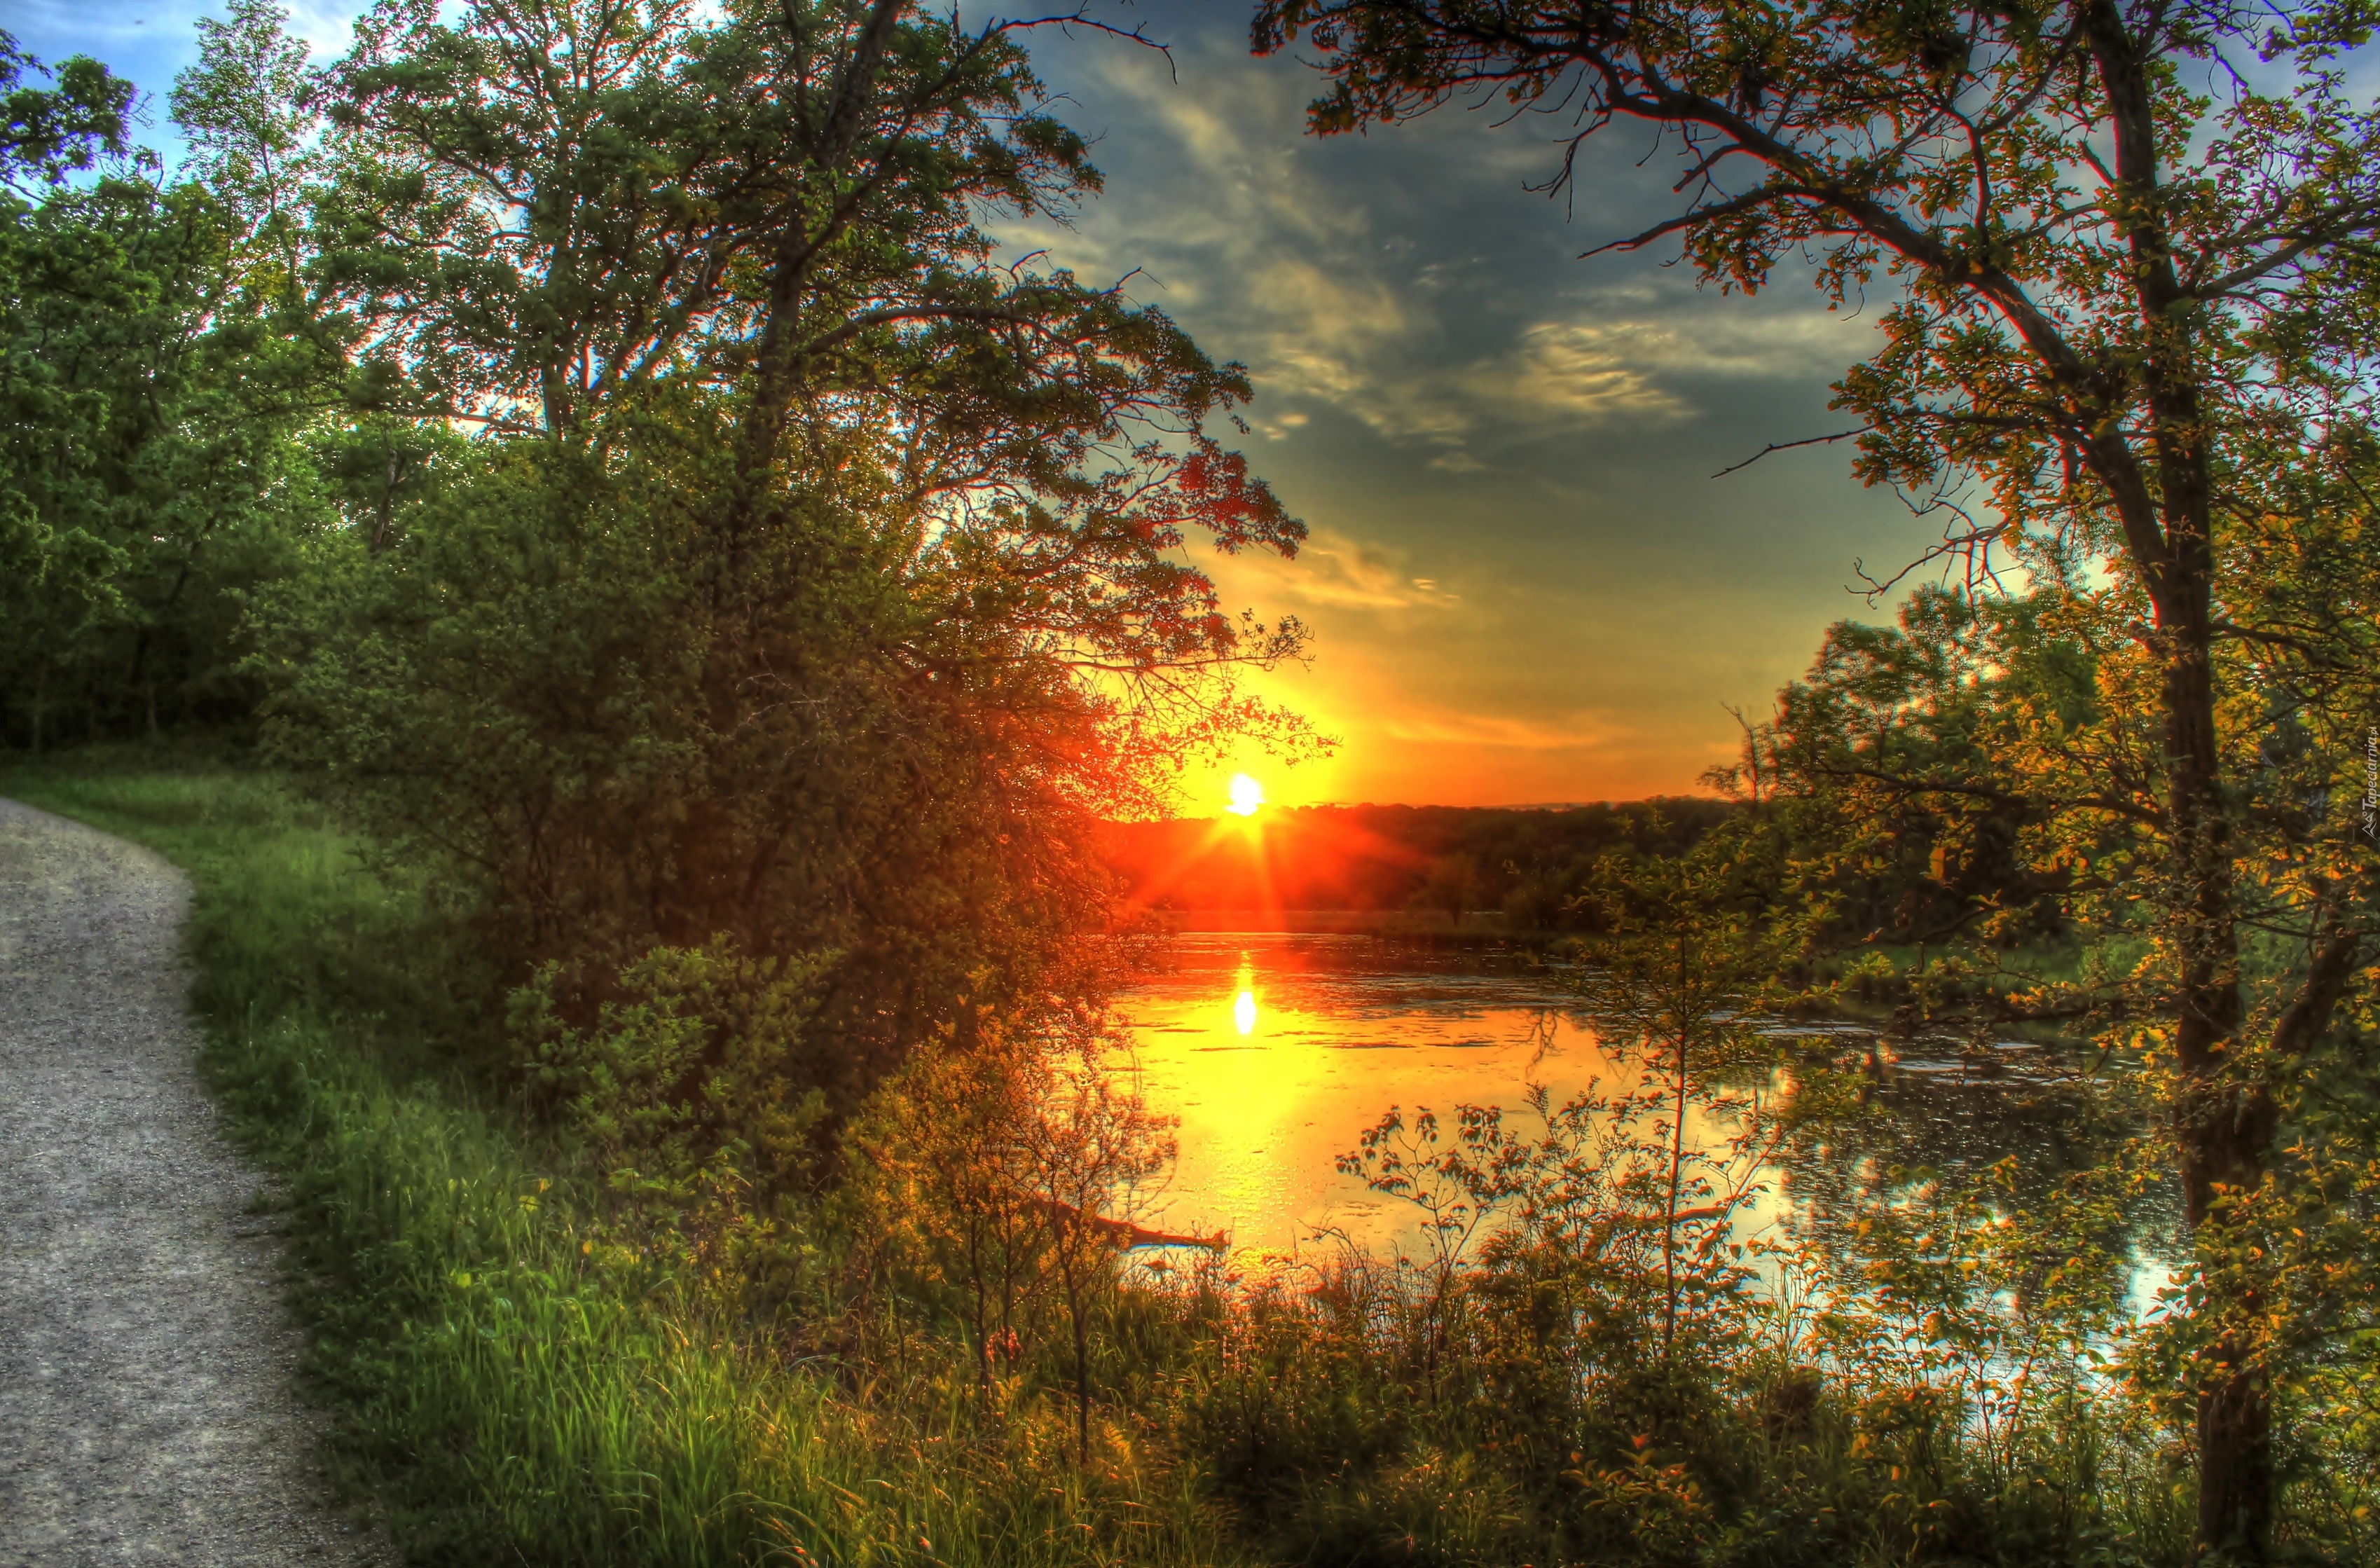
[1111,936,2161,1312]
[1108,935,1807,1280]
[1120,936,1623,1262]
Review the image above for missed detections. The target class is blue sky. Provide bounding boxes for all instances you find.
[14,0,1937,806]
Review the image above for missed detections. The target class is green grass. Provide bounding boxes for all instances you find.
[0,760,1241,1568]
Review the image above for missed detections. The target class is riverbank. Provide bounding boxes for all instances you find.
[0,762,1239,1568]
[6,758,2362,1567]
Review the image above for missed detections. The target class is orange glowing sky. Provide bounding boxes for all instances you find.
[1010,8,1927,811]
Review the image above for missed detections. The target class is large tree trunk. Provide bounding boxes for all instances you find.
[2159,569,2262,1554]
[2086,7,2266,1538]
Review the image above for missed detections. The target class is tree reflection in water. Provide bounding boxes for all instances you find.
[1115,932,2174,1300]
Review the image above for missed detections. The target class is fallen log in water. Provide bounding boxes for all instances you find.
[1036,1198,1226,1251]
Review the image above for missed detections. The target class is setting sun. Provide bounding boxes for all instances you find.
[1227,772,1267,816]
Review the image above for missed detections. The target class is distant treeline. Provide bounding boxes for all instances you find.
[1101,797,1735,926]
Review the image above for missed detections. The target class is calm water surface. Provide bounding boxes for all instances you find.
[1116,933,1762,1260]
[1115,933,2170,1284]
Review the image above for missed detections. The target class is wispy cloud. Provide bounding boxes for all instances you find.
[1229,527,1461,612]
[1380,709,1607,750]
[1494,322,1692,421]
[1434,306,1880,439]
[1005,42,1473,443]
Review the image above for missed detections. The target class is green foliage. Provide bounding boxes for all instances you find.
[0,32,134,192]
[239,0,1319,1178]
[1713,553,2380,1558]
[1169,1085,2186,1568]
[171,0,319,249]
[5,11,1328,1539]
[256,418,1137,1124]
[846,1029,1181,1460]
[9,762,2227,1568]
[1,0,1320,1220]
[1251,3,2380,1550]
[11,0,2373,1560]
[1710,589,2099,954]
[0,8,336,752]
[513,941,832,1214]
[1,764,1248,1568]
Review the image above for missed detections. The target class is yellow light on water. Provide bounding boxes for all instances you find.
[1227,772,1267,816]
[1233,990,1258,1036]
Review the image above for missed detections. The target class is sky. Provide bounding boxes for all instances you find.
[14,0,1937,810]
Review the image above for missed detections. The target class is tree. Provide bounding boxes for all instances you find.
[268,0,1314,1137]
[315,0,1310,696]
[1577,837,1792,1366]
[1729,489,2380,1559]
[171,0,323,291]
[0,26,332,749]
[0,34,137,746]
[1020,1044,1175,1461]
[1251,0,2380,1553]
[845,1032,1062,1405]
[845,1025,1177,1460]
[0,6,346,752]
[0,32,133,194]
[1721,586,2103,958]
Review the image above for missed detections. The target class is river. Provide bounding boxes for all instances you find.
[1113,931,2174,1293]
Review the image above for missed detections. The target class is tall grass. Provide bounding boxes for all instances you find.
[0,762,1243,1568]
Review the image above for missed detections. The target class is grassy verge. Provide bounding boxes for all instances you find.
[0,762,1238,1568]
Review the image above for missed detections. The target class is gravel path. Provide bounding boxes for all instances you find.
[0,799,387,1567]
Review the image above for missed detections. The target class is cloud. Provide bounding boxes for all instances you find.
[1528,310,1873,384]
[1012,34,1864,458]
[280,0,366,58]
[1380,709,1607,750]
[1494,324,1692,421]
[1433,307,1878,438]
[25,1,364,69]
[1241,257,1421,410]
[1004,39,1480,444]
[1237,527,1461,612]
